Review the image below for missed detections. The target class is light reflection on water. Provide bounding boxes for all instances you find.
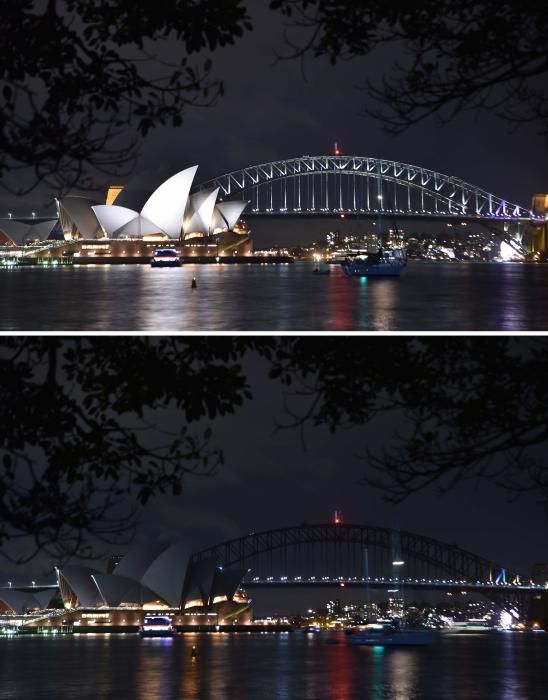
[0,632,547,700]
[0,261,548,331]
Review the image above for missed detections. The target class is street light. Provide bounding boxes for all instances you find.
[8,581,12,588]
[392,561,404,567]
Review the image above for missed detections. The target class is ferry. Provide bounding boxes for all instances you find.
[139,615,175,637]
[346,623,433,646]
[341,248,406,278]
[150,249,182,267]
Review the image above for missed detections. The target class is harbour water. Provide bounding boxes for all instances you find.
[1,631,547,699]
[0,261,547,331]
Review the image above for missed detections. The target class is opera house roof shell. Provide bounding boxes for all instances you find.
[0,218,58,246]
[57,166,247,241]
[54,537,245,611]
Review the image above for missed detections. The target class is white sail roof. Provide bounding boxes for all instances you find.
[114,539,172,582]
[181,555,217,607]
[0,219,57,245]
[141,542,192,607]
[0,589,42,614]
[92,205,139,237]
[141,166,198,238]
[59,197,103,239]
[184,188,219,236]
[58,566,101,608]
[92,574,164,607]
[0,220,28,245]
[214,201,248,230]
[112,214,164,239]
[91,574,134,607]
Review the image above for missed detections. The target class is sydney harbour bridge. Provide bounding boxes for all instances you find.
[191,522,548,624]
[7,154,546,254]
[5,522,548,626]
[197,155,548,254]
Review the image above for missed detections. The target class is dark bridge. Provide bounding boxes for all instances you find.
[191,523,548,620]
[192,523,526,586]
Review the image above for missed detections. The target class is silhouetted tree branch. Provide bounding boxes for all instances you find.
[7,2,547,197]
[271,337,548,510]
[3,336,548,563]
[271,1,548,138]
[0,0,251,195]
[0,336,273,562]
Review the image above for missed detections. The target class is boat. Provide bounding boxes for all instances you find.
[139,615,175,637]
[150,249,182,267]
[341,248,406,277]
[346,623,433,646]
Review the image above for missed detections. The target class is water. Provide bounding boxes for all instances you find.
[1,632,547,699]
[0,261,548,331]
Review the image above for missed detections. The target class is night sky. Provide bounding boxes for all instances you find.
[6,5,548,249]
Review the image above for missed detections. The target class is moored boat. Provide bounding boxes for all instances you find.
[139,615,174,637]
[150,249,182,267]
[346,623,433,646]
[341,248,406,277]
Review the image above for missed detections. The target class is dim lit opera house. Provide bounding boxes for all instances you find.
[0,166,251,260]
[0,538,251,631]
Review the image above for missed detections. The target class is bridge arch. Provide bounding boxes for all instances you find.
[196,156,534,221]
[191,523,520,584]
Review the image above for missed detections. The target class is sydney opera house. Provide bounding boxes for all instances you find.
[0,166,251,259]
[0,538,251,631]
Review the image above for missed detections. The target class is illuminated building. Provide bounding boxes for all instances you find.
[56,166,250,256]
[0,166,250,259]
[0,537,251,629]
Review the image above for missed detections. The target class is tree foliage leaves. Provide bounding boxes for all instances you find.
[0,0,251,195]
[2,336,548,563]
[270,1,548,136]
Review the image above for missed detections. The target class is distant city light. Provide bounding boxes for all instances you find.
[499,610,513,629]
[499,241,521,261]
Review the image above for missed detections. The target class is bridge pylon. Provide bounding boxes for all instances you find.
[528,590,548,628]
[531,194,548,255]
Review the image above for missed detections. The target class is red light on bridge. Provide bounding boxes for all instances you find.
[334,141,341,156]
[333,510,343,525]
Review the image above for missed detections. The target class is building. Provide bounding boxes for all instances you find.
[0,537,251,630]
[0,166,251,259]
